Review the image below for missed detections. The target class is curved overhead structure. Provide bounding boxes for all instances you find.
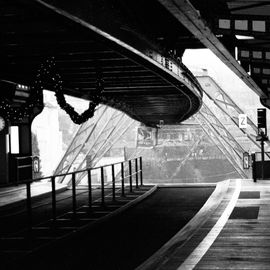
[0,0,203,127]
[157,0,270,108]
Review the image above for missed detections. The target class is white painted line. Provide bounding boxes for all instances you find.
[177,179,241,270]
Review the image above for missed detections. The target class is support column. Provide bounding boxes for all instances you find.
[8,122,34,183]
[0,122,9,184]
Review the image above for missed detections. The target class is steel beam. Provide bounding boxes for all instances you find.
[195,113,248,178]
[157,0,266,98]
[197,74,270,150]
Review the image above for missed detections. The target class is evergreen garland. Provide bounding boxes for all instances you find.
[38,57,104,125]
[0,57,103,124]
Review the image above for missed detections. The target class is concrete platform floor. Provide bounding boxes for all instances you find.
[139,179,270,270]
[0,182,215,270]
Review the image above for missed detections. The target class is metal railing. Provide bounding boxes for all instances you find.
[9,157,143,230]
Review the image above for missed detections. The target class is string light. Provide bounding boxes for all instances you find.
[0,57,144,126]
[0,57,104,125]
[0,80,42,122]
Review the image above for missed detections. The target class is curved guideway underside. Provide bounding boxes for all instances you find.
[0,0,202,127]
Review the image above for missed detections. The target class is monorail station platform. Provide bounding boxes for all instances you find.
[2,1,270,270]
[139,179,270,270]
[0,180,214,270]
[1,178,270,270]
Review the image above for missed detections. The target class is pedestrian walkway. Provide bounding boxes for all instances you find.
[0,181,66,207]
[0,182,216,270]
[138,179,270,270]
[0,183,155,269]
[4,178,266,270]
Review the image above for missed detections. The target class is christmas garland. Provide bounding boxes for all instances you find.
[0,58,103,124]
[38,58,104,125]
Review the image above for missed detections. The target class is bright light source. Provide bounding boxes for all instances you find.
[10,126,19,154]
[235,47,238,60]
[6,134,9,153]
[235,35,254,40]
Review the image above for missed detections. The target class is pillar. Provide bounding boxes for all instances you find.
[0,121,9,184]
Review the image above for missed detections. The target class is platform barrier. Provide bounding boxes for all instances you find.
[8,156,143,230]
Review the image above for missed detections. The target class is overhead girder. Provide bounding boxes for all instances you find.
[195,101,249,178]
[196,74,270,152]
[195,112,248,179]
[157,0,270,108]
[199,103,245,159]
[1,0,203,127]
[227,1,270,16]
[53,106,108,177]
[54,105,137,185]
[73,116,136,186]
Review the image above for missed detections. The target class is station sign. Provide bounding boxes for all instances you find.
[238,114,247,129]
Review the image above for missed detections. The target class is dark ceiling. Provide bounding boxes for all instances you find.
[4,0,268,127]
[156,0,270,107]
[0,0,203,127]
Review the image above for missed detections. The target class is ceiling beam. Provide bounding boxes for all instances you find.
[157,0,266,98]
[229,2,270,12]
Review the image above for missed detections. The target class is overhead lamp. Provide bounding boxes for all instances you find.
[14,83,30,103]
[235,35,254,40]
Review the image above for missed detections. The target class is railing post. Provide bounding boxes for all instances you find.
[129,160,133,193]
[101,167,105,205]
[87,169,92,208]
[121,162,125,197]
[16,158,19,184]
[139,156,143,186]
[51,176,56,223]
[135,158,139,188]
[72,173,77,217]
[26,181,32,230]
[111,164,116,201]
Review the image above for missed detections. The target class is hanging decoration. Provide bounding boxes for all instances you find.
[0,82,42,123]
[0,57,104,124]
[37,57,104,125]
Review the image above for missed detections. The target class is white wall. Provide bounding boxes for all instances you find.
[32,91,63,176]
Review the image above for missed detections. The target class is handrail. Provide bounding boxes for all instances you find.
[10,156,144,231]
[14,156,143,185]
[15,155,36,160]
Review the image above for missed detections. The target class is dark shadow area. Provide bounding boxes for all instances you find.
[229,206,260,220]
[16,187,214,270]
